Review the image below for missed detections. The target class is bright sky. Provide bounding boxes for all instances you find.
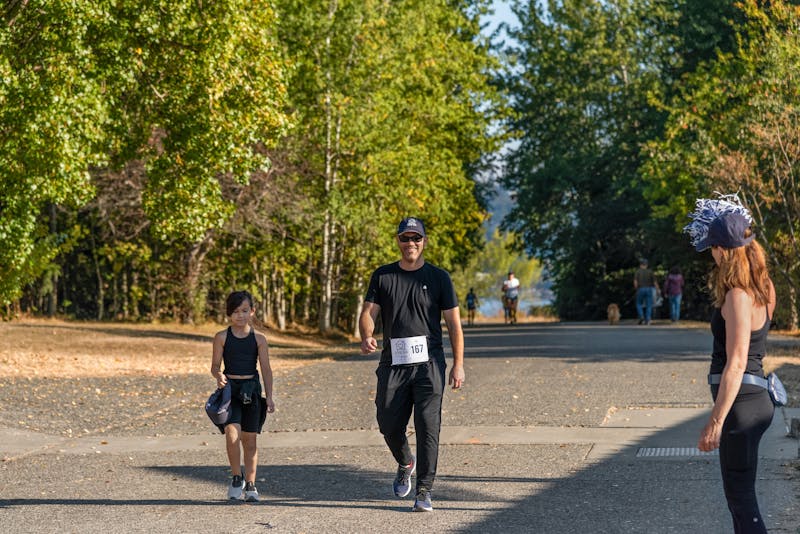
[483,0,518,36]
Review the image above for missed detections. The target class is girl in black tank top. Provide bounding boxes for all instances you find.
[210,291,275,503]
[222,326,258,376]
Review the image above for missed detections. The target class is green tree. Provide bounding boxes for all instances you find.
[643,0,800,327]
[106,1,290,322]
[0,2,109,306]
[275,0,506,332]
[502,0,680,319]
[1,1,291,321]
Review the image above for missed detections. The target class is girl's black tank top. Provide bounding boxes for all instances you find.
[222,327,258,375]
[709,307,769,376]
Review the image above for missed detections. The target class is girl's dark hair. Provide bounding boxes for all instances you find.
[226,290,254,316]
[669,265,682,275]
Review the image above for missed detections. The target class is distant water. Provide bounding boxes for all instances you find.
[478,297,551,317]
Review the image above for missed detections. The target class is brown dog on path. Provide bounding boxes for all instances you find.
[607,303,621,325]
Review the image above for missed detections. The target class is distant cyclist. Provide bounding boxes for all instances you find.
[502,272,520,324]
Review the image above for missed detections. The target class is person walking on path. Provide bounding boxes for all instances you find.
[210,291,275,502]
[465,288,479,326]
[359,217,465,513]
[633,258,658,325]
[663,265,685,322]
[502,271,521,324]
[686,195,776,534]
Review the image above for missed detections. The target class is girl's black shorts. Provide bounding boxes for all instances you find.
[226,377,264,433]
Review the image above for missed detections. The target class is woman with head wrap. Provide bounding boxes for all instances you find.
[685,193,776,534]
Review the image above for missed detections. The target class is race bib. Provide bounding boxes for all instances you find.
[390,335,429,366]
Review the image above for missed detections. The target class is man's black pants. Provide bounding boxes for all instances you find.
[375,358,446,492]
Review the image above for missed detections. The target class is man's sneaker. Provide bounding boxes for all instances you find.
[392,456,416,497]
[244,481,259,502]
[228,474,244,500]
[412,488,433,512]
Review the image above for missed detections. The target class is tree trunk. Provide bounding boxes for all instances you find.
[261,267,270,325]
[183,232,215,324]
[147,264,157,321]
[318,189,334,331]
[112,272,119,319]
[352,292,364,339]
[303,256,312,322]
[789,284,799,331]
[274,270,286,331]
[48,204,58,317]
[331,235,343,330]
[317,0,344,333]
[130,270,140,320]
[352,253,366,337]
[121,268,129,320]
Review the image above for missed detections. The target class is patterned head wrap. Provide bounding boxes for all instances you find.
[684,193,754,251]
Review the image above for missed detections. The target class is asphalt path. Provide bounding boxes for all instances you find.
[1,321,798,533]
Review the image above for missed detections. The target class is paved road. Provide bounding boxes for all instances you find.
[1,321,798,533]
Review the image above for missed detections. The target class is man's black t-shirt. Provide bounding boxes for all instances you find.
[365,261,458,366]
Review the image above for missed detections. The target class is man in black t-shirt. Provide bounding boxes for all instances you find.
[359,217,465,513]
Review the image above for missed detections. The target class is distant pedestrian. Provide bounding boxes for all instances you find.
[210,290,275,502]
[686,194,776,534]
[465,288,479,326]
[633,259,658,325]
[359,217,465,513]
[663,266,685,322]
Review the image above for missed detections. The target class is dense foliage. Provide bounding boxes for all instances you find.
[501,0,800,326]
[5,0,800,328]
[643,0,800,328]
[1,0,504,330]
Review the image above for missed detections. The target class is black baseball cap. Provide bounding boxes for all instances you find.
[397,217,426,237]
[695,212,755,252]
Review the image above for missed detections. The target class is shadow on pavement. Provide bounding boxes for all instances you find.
[144,464,523,507]
[459,323,711,363]
[19,323,213,344]
[18,322,327,349]
[0,499,234,507]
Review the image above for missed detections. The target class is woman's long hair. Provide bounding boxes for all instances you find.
[709,230,771,308]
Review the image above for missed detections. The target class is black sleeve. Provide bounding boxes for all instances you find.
[365,269,381,305]
[439,270,458,310]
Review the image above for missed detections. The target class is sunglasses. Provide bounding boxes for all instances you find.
[398,234,424,243]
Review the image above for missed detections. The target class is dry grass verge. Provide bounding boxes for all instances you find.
[0,319,352,379]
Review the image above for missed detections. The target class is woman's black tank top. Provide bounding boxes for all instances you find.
[709,307,769,376]
[222,327,258,375]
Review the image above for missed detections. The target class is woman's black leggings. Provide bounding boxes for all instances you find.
[712,385,774,534]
